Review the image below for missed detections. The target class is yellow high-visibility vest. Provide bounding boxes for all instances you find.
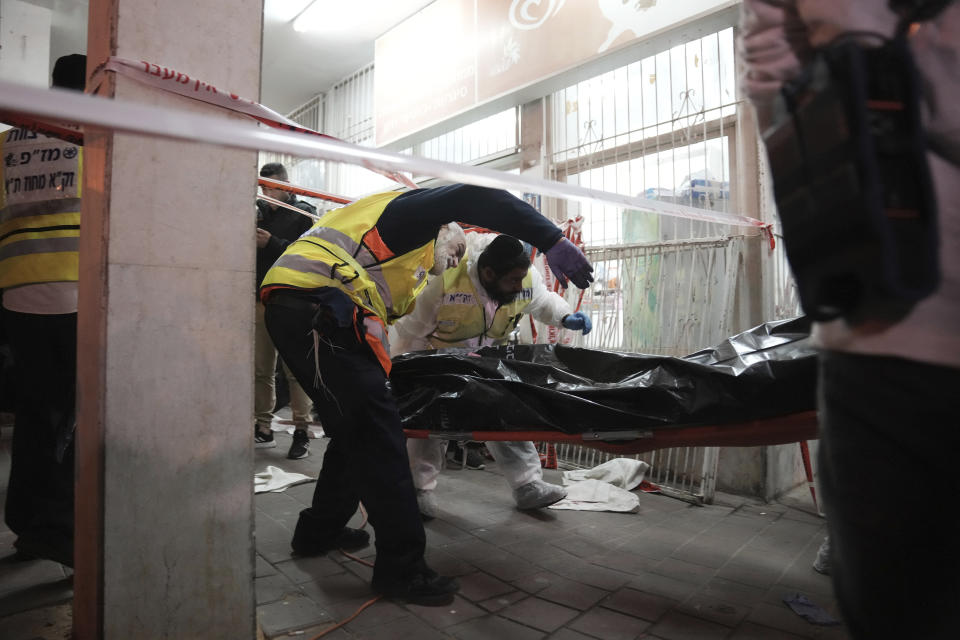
[428,258,533,347]
[260,192,435,323]
[0,128,82,288]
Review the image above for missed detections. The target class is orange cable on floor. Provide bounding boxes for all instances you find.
[307,595,383,639]
[295,502,379,639]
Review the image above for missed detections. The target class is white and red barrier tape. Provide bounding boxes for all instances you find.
[257,177,352,206]
[94,57,418,190]
[0,79,765,229]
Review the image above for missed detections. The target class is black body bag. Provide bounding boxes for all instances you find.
[763,18,940,325]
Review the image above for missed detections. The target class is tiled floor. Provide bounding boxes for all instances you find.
[0,422,850,639]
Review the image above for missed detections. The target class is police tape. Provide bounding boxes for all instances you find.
[94,57,418,190]
[0,80,765,229]
[257,176,352,205]
[255,194,322,220]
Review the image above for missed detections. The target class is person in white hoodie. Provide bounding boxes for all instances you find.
[391,233,592,517]
[741,2,960,637]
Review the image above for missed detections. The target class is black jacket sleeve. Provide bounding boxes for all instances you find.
[376,184,563,255]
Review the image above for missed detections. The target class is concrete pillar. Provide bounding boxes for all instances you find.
[76,1,261,637]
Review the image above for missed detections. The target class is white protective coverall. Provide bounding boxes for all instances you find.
[391,232,571,496]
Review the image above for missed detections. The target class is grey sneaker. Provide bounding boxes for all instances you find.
[254,425,276,449]
[514,480,567,510]
[417,489,439,519]
[287,429,310,459]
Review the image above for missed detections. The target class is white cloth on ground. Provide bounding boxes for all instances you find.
[548,479,640,513]
[254,465,315,494]
[549,458,649,512]
[561,457,650,490]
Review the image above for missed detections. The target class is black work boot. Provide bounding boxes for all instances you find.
[291,526,370,556]
[372,566,460,606]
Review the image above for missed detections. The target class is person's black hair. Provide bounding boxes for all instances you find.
[259,162,288,181]
[477,235,529,277]
[52,54,86,91]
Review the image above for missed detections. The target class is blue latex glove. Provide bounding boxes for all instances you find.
[561,311,592,335]
[544,237,594,289]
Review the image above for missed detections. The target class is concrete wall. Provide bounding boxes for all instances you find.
[77,0,263,637]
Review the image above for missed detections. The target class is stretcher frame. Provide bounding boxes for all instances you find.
[402,410,818,455]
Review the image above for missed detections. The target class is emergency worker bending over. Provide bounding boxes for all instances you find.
[259,184,593,606]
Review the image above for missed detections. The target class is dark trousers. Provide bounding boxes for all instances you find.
[3,310,76,546]
[818,351,960,639]
[265,295,426,581]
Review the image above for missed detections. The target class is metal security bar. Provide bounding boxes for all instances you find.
[542,27,744,504]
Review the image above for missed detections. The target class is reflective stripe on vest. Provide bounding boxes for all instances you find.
[260,191,434,323]
[428,260,533,347]
[0,129,82,287]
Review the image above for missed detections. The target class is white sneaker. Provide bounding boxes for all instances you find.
[514,480,567,510]
[417,489,439,519]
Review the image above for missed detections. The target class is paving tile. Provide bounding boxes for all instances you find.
[274,554,345,584]
[745,601,850,639]
[648,557,716,586]
[728,621,806,639]
[715,548,792,589]
[482,552,542,583]
[472,523,548,547]
[255,491,307,522]
[547,629,596,640]
[424,548,477,578]
[271,622,351,639]
[255,573,302,605]
[442,538,513,565]
[538,556,632,591]
[533,575,608,611]
[423,518,476,545]
[0,557,71,598]
[283,480,317,506]
[340,599,410,632]
[567,519,641,543]
[627,571,699,602]
[257,592,333,637]
[0,602,72,640]
[351,613,451,640]
[693,577,767,607]
[776,508,826,526]
[447,613,546,640]
[600,587,676,622]
[499,596,580,633]
[404,594,486,629]
[668,540,740,571]
[549,534,616,559]
[677,591,749,627]
[255,554,277,578]
[457,571,515,602]
[477,590,527,613]
[748,521,822,555]
[299,571,374,609]
[513,571,558,595]
[340,559,374,584]
[567,606,651,640]
[0,575,73,618]
[737,504,787,517]
[648,610,730,640]
[502,540,580,566]
[589,549,658,576]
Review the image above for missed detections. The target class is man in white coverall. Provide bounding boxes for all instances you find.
[391,233,593,518]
